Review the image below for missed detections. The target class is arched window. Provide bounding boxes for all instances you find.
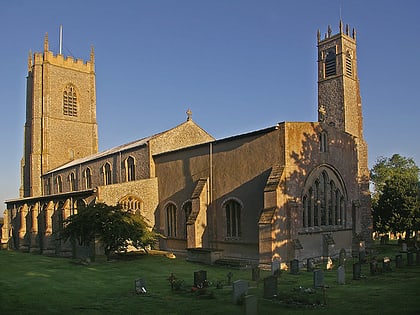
[63,84,78,117]
[83,168,92,189]
[319,131,328,152]
[166,203,177,237]
[225,199,242,238]
[56,175,63,193]
[69,172,76,191]
[45,177,51,195]
[183,201,192,238]
[325,49,336,77]
[103,162,112,185]
[302,166,346,229]
[125,156,135,182]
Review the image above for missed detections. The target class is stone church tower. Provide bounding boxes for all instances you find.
[21,34,98,198]
[317,21,372,243]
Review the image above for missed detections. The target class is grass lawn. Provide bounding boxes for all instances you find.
[0,243,419,315]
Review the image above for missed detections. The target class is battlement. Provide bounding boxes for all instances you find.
[29,32,94,73]
[317,20,356,43]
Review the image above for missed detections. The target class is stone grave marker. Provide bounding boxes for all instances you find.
[232,280,248,305]
[263,275,278,299]
[134,278,147,294]
[194,270,207,288]
[353,262,361,280]
[401,242,407,252]
[244,295,258,315]
[370,260,379,276]
[271,260,280,276]
[337,266,345,285]
[251,266,260,281]
[313,269,324,288]
[307,258,315,272]
[339,248,346,266]
[407,252,414,266]
[395,254,403,268]
[227,272,233,285]
[382,257,392,272]
[290,259,299,275]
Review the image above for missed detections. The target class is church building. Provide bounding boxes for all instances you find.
[2,22,372,266]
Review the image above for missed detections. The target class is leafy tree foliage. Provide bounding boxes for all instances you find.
[60,203,159,259]
[370,154,420,238]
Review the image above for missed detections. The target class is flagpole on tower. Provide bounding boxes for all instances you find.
[59,25,63,55]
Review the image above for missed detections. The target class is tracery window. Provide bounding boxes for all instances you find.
[125,156,135,182]
[166,203,177,237]
[302,166,346,229]
[56,175,63,193]
[63,84,78,117]
[225,199,242,238]
[69,172,76,191]
[119,195,142,214]
[83,167,92,189]
[103,162,112,185]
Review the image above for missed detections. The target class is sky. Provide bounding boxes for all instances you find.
[1,0,419,207]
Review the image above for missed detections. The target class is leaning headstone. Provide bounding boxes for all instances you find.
[244,295,258,315]
[395,254,403,268]
[407,252,414,266]
[271,260,281,276]
[290,259,299,275]
[313,269,324,288]
[307,258,315,272]
[251,266,260,281]
[194,270,207,288]
[263,276,278,299]
[337,266,345,285]
[339,248,346,266]
[134,278,147,294]
[353,262,361,280]
[232,280,248,305]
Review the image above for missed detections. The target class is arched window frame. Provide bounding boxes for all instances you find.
[63,84,78,117]
[83,167,92,189]
[56,175,63,193]
[125,156,136,182]
[165,202,177,238]
[102,162,112,185]
[119,195,143,214]
[301,165,347,230]
[223,198,243,238]
[319,131,328,152]
[69,172,76,192]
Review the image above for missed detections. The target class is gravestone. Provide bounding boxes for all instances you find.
[370,260,379,276]
[244,295,258,315]
[134,278,147,294]
[263,276,278,299]
[401,243,407,252]
[339,248,346,266]
[395,254,403,268]
[313,269,324,288]
[383,257,392,272]
[407,252,414,266]
[337,266,345,285]
[227,272,233,285]
[194,270,207,288]
[251,266,260,281]
[307,258,315,272]
[290,259,299,275]
[353,262,361,280]
[271,260,280,276]
[232,280,248,305]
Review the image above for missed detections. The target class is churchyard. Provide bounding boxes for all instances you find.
[0,241,418,314]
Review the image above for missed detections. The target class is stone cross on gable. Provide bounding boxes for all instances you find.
[186,109,192,121]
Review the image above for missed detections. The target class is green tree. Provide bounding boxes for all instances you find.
[60,203,159,260]
[370,154,420,239]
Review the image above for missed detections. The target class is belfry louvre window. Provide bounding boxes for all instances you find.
[325,49,336,77]
[63,85,78,116]
[225,200,242,237]
[345,51,352,76]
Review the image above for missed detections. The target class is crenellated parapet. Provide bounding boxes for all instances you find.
[28,32,95,74]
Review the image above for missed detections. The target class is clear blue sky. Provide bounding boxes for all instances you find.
[1,0,419,207]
